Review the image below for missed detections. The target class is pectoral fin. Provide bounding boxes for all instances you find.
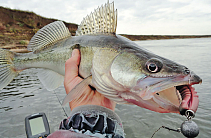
[62,75,92,106]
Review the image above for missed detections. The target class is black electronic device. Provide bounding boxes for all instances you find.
[25,112,50,138]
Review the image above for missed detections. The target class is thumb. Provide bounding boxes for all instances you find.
[64,49,81,84]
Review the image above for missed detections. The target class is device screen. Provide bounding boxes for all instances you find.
[29,117,46,135]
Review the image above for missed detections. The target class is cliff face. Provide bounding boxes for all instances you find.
[0,6,78,48]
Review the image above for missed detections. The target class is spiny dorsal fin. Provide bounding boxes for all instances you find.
[76,1,117,36]
[28,21,71,52]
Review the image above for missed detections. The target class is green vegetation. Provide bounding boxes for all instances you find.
[17,22,24,27]
[19,40,27,45]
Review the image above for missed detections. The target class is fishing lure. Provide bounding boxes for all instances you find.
[151,110,199,138]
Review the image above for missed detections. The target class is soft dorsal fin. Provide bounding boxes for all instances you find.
[28,21,71,52]
[76,1,117,36]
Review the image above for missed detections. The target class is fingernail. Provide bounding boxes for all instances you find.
[72,49,76,57]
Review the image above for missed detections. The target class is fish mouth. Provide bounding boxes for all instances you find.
[131,72,202,114]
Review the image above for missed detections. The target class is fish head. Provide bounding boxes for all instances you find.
[111,49,202,114]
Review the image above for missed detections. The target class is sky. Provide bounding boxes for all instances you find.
[1,0,211,35]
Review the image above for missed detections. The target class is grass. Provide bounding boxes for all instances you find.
[19,40,27,45]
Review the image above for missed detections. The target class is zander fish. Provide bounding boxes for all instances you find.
[0,2,201,114]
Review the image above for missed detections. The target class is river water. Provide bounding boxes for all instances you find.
[0,38,210,138]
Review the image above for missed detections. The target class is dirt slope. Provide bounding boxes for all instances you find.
[0,6,78,51]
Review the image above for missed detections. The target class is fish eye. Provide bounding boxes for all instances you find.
[146,58,163,73]
[147,63,158,73]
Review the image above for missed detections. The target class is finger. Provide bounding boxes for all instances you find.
[64,49,81,84]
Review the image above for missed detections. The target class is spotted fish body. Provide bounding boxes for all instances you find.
[0,2,201,114]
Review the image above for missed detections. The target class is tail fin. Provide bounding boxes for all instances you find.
[0,49,18,90]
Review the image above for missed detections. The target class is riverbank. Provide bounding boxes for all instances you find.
[121,34,211,41]
[1,33,211,53]
[1,6,211,53]
[0,6,77,53]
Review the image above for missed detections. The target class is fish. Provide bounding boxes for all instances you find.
[0,1,202,114]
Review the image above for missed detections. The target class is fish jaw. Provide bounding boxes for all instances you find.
[119,90,180,113]
[127,71,202,113]
[133,71,201,100]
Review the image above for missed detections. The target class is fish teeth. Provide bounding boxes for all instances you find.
[149,74,173,78]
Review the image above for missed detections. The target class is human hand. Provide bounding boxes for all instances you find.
[64,49,116,111]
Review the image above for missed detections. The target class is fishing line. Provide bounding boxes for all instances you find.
[53,90,68,118]
[151,126,181,138]
[151,110,199,138]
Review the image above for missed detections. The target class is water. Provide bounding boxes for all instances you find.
[0,38,210,138]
